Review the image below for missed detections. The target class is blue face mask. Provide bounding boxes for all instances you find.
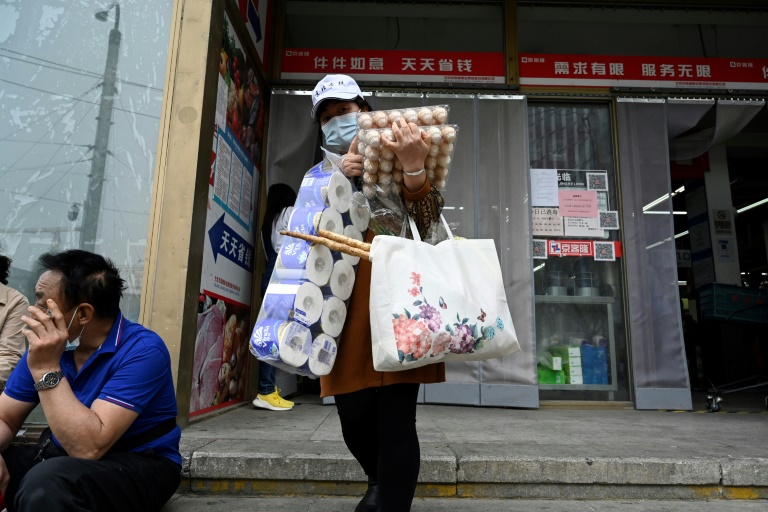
[321,112,358,153]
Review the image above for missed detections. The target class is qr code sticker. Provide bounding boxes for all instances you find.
[599,211,619,230]
[594,242,615,261]
[532,239,547,259]
[587,172,608,191]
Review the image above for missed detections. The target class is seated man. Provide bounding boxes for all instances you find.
[0,250,181,512]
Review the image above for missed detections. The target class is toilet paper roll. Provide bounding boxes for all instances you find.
[292,281,323,327]
[327,172,353,214]
[305,244,334,287]
[250,318,311,368]
[296,165,332,208]
[318,206,344,235]
[275,239,310,281]
[288,207,343,237]
[348,192,371,232]
[308,334,337,376]
[328,260,355,301]
[341,225,363,266]
[261,281,301,319]
[296,186,328,210]
[320,295,347,338]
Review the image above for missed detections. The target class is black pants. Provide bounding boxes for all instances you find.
[334,383,421,512]
[2,444,181,512]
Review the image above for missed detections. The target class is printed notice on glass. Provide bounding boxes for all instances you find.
[214,138,232,201]
[213,125,257,231]
[558,190,598,218]
[216,74,228,129]
[564,217,607,238]
[228,159,243,216]
[240,168,253,226]
[532,207,564,236]
[530,168,559,207]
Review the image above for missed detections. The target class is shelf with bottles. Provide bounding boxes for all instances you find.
[534,299,618,392]
[534,254,619,303]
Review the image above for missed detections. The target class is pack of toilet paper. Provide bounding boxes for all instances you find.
[250,160,369,378]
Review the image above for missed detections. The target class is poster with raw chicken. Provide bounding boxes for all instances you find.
[190,11,265,415]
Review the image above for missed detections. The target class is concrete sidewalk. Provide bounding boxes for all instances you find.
[178,395,768,501]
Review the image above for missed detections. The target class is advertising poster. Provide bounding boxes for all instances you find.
[191,12,265,416]
[233,0,273,70]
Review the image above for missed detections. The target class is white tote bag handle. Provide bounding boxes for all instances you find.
[407,215,453,243]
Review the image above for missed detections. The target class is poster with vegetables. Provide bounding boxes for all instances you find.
[191,12,265,416]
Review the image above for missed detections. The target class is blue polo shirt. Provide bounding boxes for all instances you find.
[4,312,181,467]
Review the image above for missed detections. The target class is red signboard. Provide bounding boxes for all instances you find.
[520,53,768,91]
[548,240,595,257]
[281,48,505,83]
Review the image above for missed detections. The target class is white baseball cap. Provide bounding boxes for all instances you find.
[310,74,364,119]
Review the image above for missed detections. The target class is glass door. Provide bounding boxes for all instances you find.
[528,102,631,402]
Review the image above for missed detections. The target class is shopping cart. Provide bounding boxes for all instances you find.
[698,283,768,412]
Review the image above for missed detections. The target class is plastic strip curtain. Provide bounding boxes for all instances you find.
[616,98,691,409]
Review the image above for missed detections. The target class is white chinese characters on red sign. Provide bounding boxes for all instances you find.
[281,48,505,84]
[520,54,768,91]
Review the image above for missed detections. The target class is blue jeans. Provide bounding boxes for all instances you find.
[258,361,277,395]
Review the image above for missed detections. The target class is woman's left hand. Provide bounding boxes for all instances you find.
[381,118,429,173]
[340,135,363,177]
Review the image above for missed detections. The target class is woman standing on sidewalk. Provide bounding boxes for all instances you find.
[253,183,297,411]
[308,74,447,512]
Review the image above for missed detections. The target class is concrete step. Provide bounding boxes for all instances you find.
[178,400,768,500]
[163,495,768,512]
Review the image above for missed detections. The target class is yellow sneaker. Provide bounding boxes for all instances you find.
[252,389,294,411]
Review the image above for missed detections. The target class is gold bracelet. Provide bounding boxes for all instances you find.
[403,168,425,176]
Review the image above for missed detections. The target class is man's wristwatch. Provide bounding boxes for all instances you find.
[34,370,65,391]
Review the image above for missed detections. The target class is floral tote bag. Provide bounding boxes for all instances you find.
[369,216,520,371]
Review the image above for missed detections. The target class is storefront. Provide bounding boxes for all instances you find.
[1,1,766,425]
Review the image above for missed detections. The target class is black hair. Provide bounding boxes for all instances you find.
[38,250,126,319]
[0,255,10,285]
[261,184,297,243]
[315,97,371,124]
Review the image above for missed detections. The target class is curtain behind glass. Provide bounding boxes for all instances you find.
[265,92,321,191]
[476,96,537,405]
[616,99,691,410]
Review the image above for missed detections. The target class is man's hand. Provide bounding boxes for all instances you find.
[340,135,362,177]
[21,299,67,377]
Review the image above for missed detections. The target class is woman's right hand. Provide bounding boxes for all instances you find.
[340,136,362,177]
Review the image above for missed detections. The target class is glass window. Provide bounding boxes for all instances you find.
[0,1,174,321]
[528,102,630,402]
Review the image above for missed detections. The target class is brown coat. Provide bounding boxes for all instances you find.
[0,282,28,387]
[320,181,445,397]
